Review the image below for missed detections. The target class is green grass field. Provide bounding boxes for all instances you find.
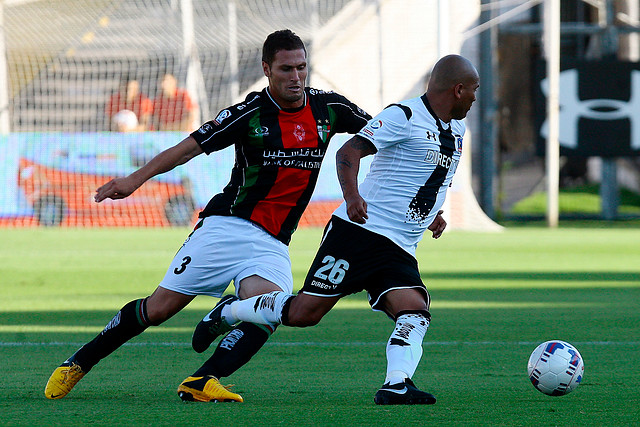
[509,184,640,216]
[1,226,639,426]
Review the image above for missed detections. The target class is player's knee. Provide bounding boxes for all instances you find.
[382,288,430,317]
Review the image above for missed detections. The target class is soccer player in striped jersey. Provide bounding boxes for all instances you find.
[44,29,370,402]
[193,54,479,404]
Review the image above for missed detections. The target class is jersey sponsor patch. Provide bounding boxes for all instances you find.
[262,147,325,169]
[309,279,339,291]
[213,109,231,125]
[197,123,213,134]
[309,88,332,95]
[424,150,457,170]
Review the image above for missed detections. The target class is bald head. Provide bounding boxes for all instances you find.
[426,55,479,121]
[427,55,479,93]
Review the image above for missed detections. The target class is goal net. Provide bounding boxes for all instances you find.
[1,0,500,231]
[1,0,354,227]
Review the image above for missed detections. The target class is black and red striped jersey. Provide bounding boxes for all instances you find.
[191,87,370,244]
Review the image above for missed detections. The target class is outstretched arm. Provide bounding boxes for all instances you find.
[95,136,203,202]
[336,135,376,224]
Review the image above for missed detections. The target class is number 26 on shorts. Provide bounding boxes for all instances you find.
[313,255,349,284]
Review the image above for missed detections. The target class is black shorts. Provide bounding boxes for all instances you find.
[300,216,429,312]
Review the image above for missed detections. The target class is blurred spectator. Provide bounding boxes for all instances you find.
[152,73,198,132]
[105,77,152,131]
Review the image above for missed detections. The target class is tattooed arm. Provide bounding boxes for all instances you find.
[335,135,377,224]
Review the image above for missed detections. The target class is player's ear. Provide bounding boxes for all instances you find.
[453,83,464,99]
[262,61,271,78]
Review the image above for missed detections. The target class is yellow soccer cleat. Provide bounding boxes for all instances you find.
[177,375,243,403]
[45,361,86,399]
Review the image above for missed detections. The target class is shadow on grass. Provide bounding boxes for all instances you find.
[2,283,639,345]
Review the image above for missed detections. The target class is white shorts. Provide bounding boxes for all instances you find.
[158,216,293,297]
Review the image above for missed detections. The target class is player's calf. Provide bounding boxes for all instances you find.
[282,293,338,327]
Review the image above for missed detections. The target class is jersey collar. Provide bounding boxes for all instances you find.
[265,87,307,112]
[421,94,451,131]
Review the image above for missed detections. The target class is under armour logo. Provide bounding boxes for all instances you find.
[540,69,640,149]
[425,131,437,141]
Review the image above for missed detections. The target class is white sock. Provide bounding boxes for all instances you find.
[221,291,292,326]
[385,370,408,386]
[220,304,237,324]
[385,312,430,384]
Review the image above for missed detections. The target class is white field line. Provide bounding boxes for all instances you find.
[1,341,639,347]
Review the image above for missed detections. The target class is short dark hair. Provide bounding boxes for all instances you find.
[262,29,306,66]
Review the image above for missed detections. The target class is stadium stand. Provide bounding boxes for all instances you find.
[1,0,500,230]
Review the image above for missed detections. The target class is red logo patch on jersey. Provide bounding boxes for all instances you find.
[279,105,317,148]
[294,124,306,143]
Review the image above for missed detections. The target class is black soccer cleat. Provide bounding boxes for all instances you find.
[192,294,238,353]
[374,378,436,405]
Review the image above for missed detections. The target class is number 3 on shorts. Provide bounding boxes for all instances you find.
[313,255,349,284]
[174,256,192,275]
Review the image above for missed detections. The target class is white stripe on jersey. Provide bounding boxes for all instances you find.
[333,95,465,257]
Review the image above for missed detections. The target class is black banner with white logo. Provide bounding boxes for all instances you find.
[535,60,640,158]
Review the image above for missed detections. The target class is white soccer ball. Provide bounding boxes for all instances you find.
[527,340,584,396]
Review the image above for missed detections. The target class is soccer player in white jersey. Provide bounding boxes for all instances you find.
[193,54,479,404]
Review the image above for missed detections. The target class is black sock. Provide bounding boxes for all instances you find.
[281,295,294,326]
[193,322,275,378]
[71,298,151,371]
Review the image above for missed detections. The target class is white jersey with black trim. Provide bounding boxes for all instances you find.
[333,94,465,257]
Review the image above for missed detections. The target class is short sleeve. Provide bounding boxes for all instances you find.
[325,92,371,134]
[357,105,411,150]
